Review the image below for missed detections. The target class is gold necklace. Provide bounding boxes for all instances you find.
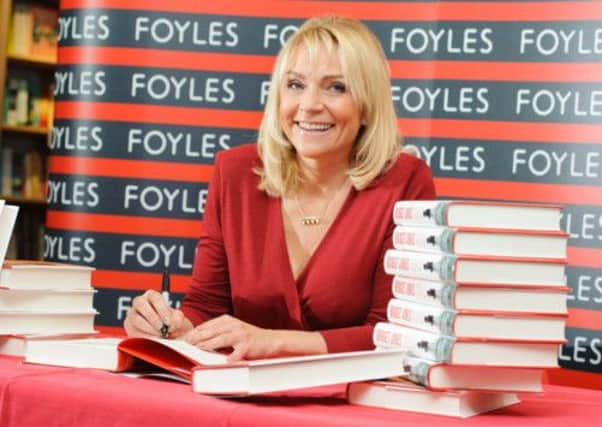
[294,180,349,226]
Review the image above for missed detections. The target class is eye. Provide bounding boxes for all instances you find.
[329,81,347,93]
[286,79,304,90]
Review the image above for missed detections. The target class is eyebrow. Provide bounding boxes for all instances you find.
[285,71,345,80]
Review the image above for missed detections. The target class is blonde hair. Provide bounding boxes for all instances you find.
[256,16,401,197]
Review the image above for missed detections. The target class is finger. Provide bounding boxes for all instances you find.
[184,315,236,344]
[132,291,170,332]
[166,310,193,338]
[124,309,160,337]
[227,342,249,362]
[194,331,236,352]
[185,322,232,345]
[146,291,174,327]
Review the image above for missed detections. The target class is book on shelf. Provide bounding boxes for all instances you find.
[0,260,94,290]
[392,225,567,259]
[0,310,97,335]
[29,5,59,61]
[393,200,562,231]
[25,337,408,396]
[387,298,566,341]
[391,276,569,314]
[347,379,520,418]
[0,288,96,311]
[7,3,34,56]
[397,355,544,392]
[0,332,98,357]
[384,249,566,286]
[373,322,561,367]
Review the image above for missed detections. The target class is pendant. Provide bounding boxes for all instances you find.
[301,216,320,226]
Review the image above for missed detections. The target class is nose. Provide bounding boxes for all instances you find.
[298,86,323,113]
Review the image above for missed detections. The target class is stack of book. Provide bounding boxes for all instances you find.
[0,200,97,356]
[349,200,569,417]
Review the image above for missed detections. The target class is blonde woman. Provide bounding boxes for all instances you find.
[124,16,435,361]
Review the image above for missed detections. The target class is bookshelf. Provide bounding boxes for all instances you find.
[0,0,58,260]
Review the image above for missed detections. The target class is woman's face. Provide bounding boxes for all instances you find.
[279,44,363,165]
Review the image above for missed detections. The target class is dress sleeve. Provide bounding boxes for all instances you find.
[319,159,436,353]
[181,152,233,326]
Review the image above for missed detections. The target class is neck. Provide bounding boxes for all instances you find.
[296,157,350,196]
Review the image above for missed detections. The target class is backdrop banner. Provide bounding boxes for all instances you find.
[48,0,602,387]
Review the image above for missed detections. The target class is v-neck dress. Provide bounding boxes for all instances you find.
[181,144,436,353]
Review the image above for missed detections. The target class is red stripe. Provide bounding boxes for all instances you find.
[57,47,602,83]
[55,102,602,145]
[54,101,263,129]
[93,269,191,292]
[401,119,602,144]
[390,61,602,83]
[46,211,202,237]
[59,1,602,20]
[435,177,602,206]
[49,156,214,182]
[566,307,602,330]
[58,47,276,74]
[567,247,602,269]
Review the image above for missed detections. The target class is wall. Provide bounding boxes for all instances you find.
[47,0,602,386]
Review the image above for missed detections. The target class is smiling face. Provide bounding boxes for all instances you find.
[279,44,363,167]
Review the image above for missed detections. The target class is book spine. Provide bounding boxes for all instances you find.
[401,356,433,388]
[384,250,456,282]
[391,276,456,309]
[392,225,454,253]
[373,323,454,362]
[387,299,456,336]
[393,201,447,226]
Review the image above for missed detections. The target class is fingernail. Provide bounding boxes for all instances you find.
[154,321,163,330]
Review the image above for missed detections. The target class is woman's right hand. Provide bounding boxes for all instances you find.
[123,290,193,339]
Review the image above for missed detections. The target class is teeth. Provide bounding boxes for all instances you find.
[297,122,332,131]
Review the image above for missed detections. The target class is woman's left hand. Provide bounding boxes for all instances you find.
[183,314,284,362]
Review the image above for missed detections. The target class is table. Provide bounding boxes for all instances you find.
[0,355,601,426]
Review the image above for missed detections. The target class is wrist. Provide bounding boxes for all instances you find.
[268,329,288,355]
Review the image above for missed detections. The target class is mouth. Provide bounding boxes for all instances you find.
[294,121,334,133]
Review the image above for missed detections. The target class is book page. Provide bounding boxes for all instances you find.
[148,338,228,365]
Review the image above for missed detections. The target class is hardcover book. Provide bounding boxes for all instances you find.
[391,276,568,314]
[373,322,561,367]
[397,355,543,392]
[392,225,567,259]
[347,379,520,418]
[386,298,566,341]
[25,337,408,396]
[0,332,98,356]
[0,288,96,311]
[0,310,97,335]
[392,200,562,231]
[384,249,566,286]
[0,260,94,290]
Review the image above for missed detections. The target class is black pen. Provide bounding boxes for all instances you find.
[160,268,170,339]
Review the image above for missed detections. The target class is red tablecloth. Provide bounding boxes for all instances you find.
[0,355,601,426]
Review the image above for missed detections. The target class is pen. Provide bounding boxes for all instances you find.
[160,269,170,339]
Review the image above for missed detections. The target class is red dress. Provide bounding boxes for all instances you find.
[181,144,436,353]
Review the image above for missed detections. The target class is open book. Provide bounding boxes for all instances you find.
[25,337,408,395]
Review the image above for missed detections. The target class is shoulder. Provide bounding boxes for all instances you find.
[216,143,259,169]
[380,152,432,185]
[362,152,436,200]
[214,144,260,179]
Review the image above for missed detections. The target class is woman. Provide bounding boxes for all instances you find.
[124,16,435,361]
